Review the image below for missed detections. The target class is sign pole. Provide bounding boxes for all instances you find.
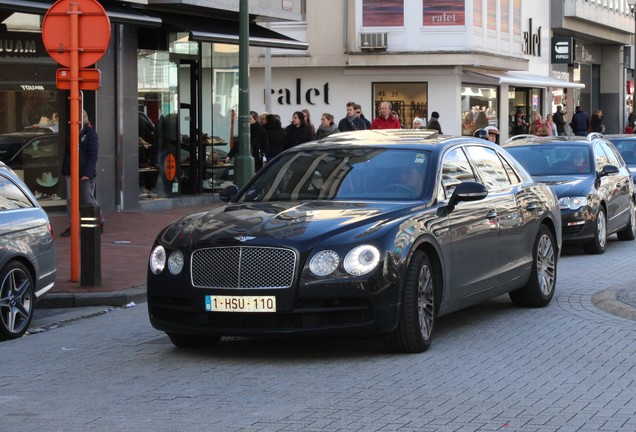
[69,1,80,281]
[42,0,110,283]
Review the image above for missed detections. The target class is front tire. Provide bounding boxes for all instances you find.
[617,200,636,241]
[167,333,221,348]
[0,261,35,340]
[509,225,557,308]
[583,208,607,254]
[383,250,436,353]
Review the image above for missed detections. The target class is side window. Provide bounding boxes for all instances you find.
[465,145,511,190]
[594,142,610,173]
[598,141,620,167]
[0,175,35,210]
[440,147,477,198]
[501,156,521,184]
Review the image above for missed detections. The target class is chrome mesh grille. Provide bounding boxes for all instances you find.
[191,247,297,289]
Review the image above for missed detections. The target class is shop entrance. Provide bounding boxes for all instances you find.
[177,59,200,194]
[509,87,542,135]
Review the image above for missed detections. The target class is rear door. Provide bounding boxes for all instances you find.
[595,141,631,232]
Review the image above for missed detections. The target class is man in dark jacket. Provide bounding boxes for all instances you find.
[60,109,103,237]
[338,101,367,131]
[553,105,566,136]
[570,106,590,136]
[427,111,443,133]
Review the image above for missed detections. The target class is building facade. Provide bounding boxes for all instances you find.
[249,0,633,142]
[0,0,306,212]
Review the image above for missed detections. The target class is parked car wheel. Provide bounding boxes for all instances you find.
[383,250,435,353]
[167,333,221,348]
[617,200,636,241]
[0,261,35,341]
[583,208,607,254]
[509,225,557,308]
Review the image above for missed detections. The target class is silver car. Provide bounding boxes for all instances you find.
[0,161,57,340]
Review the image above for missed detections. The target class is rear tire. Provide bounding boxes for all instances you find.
[509,225,557,308]
[167,333,221,348]
[583,208,607,254]
[383,250,436,353]
[617,200,636,241]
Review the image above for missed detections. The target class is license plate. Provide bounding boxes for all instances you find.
[205,295,276,313]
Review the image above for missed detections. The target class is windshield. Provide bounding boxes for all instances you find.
[506,144,592,175]
[238,148,431,202]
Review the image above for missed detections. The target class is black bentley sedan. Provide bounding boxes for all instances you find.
[503,133,635,254]
[147,129,562,353]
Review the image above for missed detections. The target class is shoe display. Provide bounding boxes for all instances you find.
[60,228,71,237]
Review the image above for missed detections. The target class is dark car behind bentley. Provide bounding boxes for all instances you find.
[503,133,635,254]
[147,129,561,353]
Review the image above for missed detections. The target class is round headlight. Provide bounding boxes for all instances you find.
[168,250,184,275]
[344,245,380,276]
[309,250,340,276]
[149,245,166,275]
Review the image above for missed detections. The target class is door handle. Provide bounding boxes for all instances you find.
[525,203,539,211]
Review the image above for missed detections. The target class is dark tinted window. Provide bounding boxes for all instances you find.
[466,146,511,190]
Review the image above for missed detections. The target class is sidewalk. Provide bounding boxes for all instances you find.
[37,199,224,308]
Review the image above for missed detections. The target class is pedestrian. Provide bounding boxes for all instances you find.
[371,101,401,129]
[530,111,549,136]
[60,109,104,237]
[512,108,528,135]
[302,108,316,139]
[570,106,590,136]
[475,111,489,130]
[315,113,339,139]
[263,114,286,160]
[484,126,500,144]
[354,104,372,129]
[545,114,557,136]
[427,111,442,133]
[259,111,269,126]
[224,111,269,171]
[412,117,424,129]
[285,111,314,149]
[462,112,476,136]
[337,101,367,131]
[553,105,566,136]
[590,109,605,133]
[628,110,635,133]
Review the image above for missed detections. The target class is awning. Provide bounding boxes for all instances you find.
[153,13,308,50]
[464,69,585,89]
[0,0,162,27]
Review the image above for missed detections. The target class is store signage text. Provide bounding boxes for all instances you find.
[20,85,45,90]
[523,18,541,57]
[551,36,573,64]
[268,79,330,105]
[0,38,37,56]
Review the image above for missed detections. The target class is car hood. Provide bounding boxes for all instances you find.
[532,175,592,197]
[157,201,419,248]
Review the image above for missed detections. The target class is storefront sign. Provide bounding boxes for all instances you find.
[268,78,330,105]
[0,31,44,57]
[523,18,541,57]
[551,37,573,64]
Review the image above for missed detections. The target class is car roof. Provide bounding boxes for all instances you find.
[502,133,605,149]
[297,129,483,152]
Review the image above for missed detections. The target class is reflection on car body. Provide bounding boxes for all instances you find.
[504,133,636,254]
[147,129,562,353]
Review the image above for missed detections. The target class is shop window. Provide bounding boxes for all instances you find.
[460,85,498,136]
[372,82,427,129]
[362,0,404,26]
[422,0,465,26]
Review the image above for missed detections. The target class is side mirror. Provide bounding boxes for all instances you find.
[448,181,488,210]
[219,184,239,202]
[599,164,619,177]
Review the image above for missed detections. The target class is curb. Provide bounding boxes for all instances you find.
[591,286,636,321]
[35,286,147,309]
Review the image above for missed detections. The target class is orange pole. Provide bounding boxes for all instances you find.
[70,2,80,281]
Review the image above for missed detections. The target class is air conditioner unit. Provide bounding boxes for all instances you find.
[360,32,387,51]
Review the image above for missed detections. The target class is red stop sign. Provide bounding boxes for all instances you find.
[42,0,111,68]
